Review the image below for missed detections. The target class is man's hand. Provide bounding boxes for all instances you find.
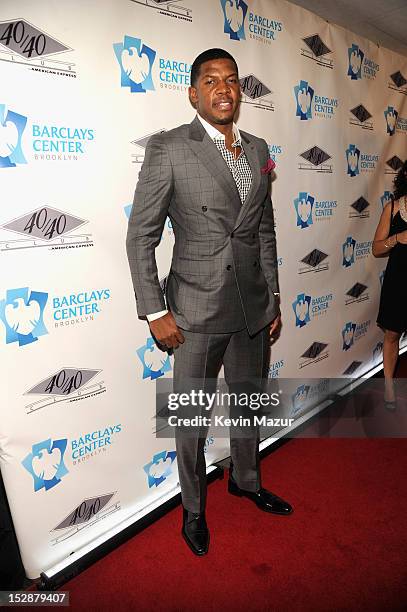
[149,312,185,349]
[269,314,281,343]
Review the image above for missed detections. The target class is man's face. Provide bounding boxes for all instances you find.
[189,58,240,127]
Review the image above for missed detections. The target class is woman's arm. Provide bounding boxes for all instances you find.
[372,201,398,257]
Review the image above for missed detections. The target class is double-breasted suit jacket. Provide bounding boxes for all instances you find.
[126,116,279,334]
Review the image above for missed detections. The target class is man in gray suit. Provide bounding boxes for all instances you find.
[126,48,292,556]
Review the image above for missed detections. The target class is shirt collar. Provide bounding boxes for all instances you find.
[197,114,241,146]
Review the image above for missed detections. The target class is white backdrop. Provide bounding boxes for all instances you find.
[0,0,406,579]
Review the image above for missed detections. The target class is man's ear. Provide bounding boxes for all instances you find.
[188,86,198,109]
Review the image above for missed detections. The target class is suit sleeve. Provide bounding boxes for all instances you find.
[126,134,173,316]
[258,140,280,295]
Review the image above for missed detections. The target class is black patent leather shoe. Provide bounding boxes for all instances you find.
[228,478,293,515]
[182,509,209,556]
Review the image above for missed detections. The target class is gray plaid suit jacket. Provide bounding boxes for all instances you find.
[126,116,280,336]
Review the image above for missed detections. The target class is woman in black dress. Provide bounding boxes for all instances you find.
[373,161,407,403]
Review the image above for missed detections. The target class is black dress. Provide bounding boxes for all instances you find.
[377,201,407,333]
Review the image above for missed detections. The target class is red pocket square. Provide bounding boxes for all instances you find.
[261,158,276,174]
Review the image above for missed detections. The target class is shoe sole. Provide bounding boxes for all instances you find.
[181,529,209,556]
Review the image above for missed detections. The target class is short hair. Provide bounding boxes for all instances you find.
[190,48,238,87]
[393,159,407,200]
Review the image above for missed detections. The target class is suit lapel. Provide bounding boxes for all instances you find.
[232,134,261,231]
[186,117,241,209]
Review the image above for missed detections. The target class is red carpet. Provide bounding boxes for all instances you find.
[62,438,407,611]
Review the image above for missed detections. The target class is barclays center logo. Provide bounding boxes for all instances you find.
[342,236,356,267]
[342,320,370,351]
[346,144,379,176]
[347,43,379,81]
[113,35,156,93]
[380,191,394,209]
[342,322,356,351]
[22,438,69,492]
[294,80,338,121]
[268,358,285,378]
[294,192,314,228]
[1,104,96,164]
[0,104,27,168]
[137,336,172,380]
[0,287,48,347]
[346,144,360,176]
[294,81,313,120]
[294,191,337,228]
[114,36,190,93]
[384,106,407,136]
[292,293,311,328]
[220,0,248,41]
[293,292,333,328]
[342,236,371,267]
[144,450,177,488]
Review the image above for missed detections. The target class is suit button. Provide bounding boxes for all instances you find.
[202,206,207,212]
[231,232,234,238]
[226,265,232,271]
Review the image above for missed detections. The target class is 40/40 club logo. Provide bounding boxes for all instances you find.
[0,104,27,168]
[298,145,332,173]
[113,35,191,93]
[294,80,338,120]
[129,0,192,23]
[239,74,274,111]
[347,43,379,81]
[24,368,106,415]
[388,70,407,96]
[292,292,333,328]
[300,33,333,69]
[1,205,93,252]
[0,19,76,78]
[349,104,373,131]
[294,192,337,228]
[346,144,379,177]
[0,288,48,347]
[342,236,372,267]
[51,493,120,545]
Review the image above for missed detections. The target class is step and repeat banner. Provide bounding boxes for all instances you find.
[0,0,406,578]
